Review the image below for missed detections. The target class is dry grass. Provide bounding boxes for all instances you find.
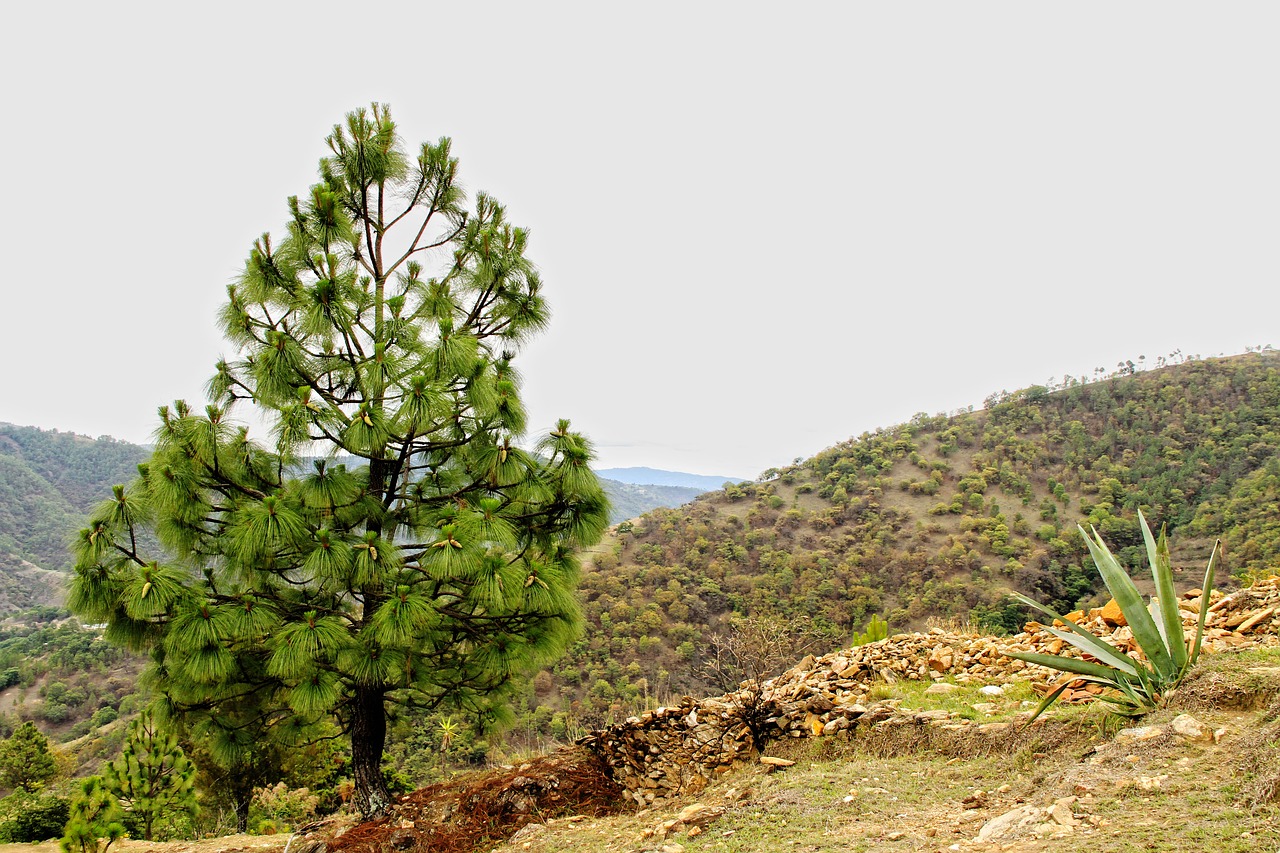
[1234,697,1280,807]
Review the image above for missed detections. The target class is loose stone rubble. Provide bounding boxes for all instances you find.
[578,577,1280,802]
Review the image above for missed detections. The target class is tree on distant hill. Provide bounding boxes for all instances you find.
[68,104,607,818]
[0,721,58,793]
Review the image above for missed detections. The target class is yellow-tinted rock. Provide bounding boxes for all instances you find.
[1099,599,1126,626]
[1054,610,1084,628]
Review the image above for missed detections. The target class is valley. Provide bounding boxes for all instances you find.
[0,353,1278,850]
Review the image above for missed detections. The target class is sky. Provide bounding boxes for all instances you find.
[2,3,1277,480]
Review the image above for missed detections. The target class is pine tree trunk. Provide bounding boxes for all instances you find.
[350,686,392,819]
[233,791,250,834]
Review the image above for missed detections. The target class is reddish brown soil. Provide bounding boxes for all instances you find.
[312,746,626,853]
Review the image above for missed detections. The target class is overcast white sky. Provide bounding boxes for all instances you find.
[2,3,1277,479]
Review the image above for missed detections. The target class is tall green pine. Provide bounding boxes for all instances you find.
[69,103,608,817]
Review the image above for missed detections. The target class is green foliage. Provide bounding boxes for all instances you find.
[1190,455,1280,580]
[247,782,319,834]
[102,710,197,841]
[1009,511,1220,720]
[68,104,607,819]
[852,614,889,646]
[0,618,140,735]
[0,794,68,840]
[969,600,1029,635]
[0,721,58,793]
[0,793,70,843]
[61,776,125,853]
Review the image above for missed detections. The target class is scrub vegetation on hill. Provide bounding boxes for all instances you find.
[532,352,1280,733]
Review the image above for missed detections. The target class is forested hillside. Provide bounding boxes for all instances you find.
[542,352,1280,729]
[0,426,146,573]
[600,481,705,523]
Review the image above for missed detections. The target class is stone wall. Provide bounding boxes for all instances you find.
[578,577,1280,804]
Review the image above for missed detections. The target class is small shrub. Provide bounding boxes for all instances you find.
[852,615,889,646]
[89,707,118,728]
[61,776,125,853]
[0,795,70,842]
[249,783,319,833]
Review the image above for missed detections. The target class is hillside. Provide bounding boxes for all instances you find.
[0,425,147,573]
[543,353,1280,727]
[600,480,706,524]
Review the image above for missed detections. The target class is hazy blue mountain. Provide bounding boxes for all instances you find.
[595,467,748,490]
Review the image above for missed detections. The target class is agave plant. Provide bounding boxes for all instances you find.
[1009,510,1220,720]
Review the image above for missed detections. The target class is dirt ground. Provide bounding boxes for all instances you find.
[0,835,288,853]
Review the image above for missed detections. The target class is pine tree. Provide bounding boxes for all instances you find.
[69,104,608,817]
[61,776,126,853]
[170,650,318,833]
[102,711,197,841]
[0,721,58,793]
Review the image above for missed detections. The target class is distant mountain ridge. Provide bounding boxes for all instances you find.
[595,467,747,490]
[598,481,705,524]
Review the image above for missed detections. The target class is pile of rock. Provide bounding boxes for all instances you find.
[576,697,758,804]
[579,577,1279,803]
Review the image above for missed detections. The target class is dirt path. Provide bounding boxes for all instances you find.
[0,834,288,853]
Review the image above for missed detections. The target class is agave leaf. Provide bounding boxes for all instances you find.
[1024,680,1073,723]
[1149,597,1169,649]
[1190,540,1221,665]
[1119,667,1148,701]
[1041,626,1141,677]
[1078,525,1176,680]
[1009,592,1141,676]
[1102,684,1150,716]
[1140,511,1187,672]
[1007,650,1128,682]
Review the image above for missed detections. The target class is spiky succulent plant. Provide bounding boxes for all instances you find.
[1009,510,1219,720]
